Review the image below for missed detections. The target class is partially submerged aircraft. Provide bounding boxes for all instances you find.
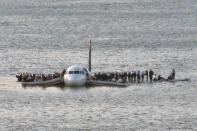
[21,40,131,87]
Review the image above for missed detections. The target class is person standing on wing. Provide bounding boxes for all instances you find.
[149,69,154,83]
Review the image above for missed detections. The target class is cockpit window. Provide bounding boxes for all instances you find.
[69,71,74,74]
[74,71,80,74]
[69,71,85,74]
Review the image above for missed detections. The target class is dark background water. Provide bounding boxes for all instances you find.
[0,0,197,130]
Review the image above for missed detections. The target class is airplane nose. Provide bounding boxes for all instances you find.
[64,75,85,86]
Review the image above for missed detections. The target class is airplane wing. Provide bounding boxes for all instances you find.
[86,80,131,87]
[21,77,64,87]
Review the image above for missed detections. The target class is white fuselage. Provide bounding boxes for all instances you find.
[63,65,89,86]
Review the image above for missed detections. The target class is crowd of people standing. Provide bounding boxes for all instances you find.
[16,72,62,82]
[16,68,175,83]
[92,69,175,83]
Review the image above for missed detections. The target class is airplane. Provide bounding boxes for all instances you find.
[20,40,130,87]
[63,40,129,87]
[18,40,191,87]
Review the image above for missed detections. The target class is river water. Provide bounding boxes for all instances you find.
[0,0,197,130]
